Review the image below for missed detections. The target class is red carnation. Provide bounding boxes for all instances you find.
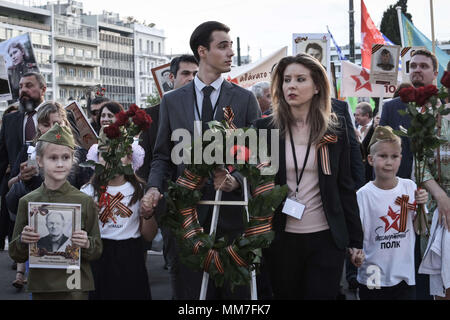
[415,85,438,106]
[230,145,251,162]
[115,111,129,127]
[441,71,450,89]
[132,109,152,130]
[103,123,121,139]
[399,87,416,103]
[126,104,139,117]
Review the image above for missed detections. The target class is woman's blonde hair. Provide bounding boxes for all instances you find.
[35,101,70,139]
[271,53,337,144]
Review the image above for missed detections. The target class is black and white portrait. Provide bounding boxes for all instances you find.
[0,33,40,101]
[151,62,172,98]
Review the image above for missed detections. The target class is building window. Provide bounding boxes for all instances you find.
[67,47,74,56]
[139,39,142,52]
[58,46,65,55]
[158,42,161,54]
[87,71,93,79]
[147,40,150,53]
[59,67,66,76]
[151,41,154,53]
[76,49,84,57]
[60,88,66,99]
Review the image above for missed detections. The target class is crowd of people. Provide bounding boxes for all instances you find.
[0,20,448,301]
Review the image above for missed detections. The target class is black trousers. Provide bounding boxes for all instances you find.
[359,281,416,300]
[267,229,345,300]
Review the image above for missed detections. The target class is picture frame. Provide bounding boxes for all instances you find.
[0,33,40,101]
[28,202,81,269]
[0,55,12,101]
[292,33,330,72]
[151,62,172,98]
[369,44,400,85]
[64,101,98,150]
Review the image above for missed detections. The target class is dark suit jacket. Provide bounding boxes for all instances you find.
[254,115,363,250]
[137,104,160,182]
[37,234,69,252]
[148,79,261,237]
[380,97,413,179]
[0,111,26,196]
[331,99,365,190]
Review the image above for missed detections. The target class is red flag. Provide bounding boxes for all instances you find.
[361,0,386,69]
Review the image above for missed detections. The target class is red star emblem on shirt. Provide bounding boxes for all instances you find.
[56,133,61,140]
[380,206,400,233]
[351,68,373,92]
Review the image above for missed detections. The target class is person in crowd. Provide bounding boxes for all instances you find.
[251,81,272,116]
[87,96,110,135]
[254,53,363,300]
[380,49,449,299]
[96,101,124,131]
[81,132,157,300]
[0,72,46,269]
[357,126,428,300]
[9,123,102,300]
[7,41,39,100]
[141,21,260,300]
[37,212,70,252]
[354,102,373,143]
[161,69,173,93]
[376,49,395,71]
[137,54,198,299]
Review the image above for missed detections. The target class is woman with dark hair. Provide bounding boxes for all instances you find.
[255,53,364,299]
[7,41,39,100]
[96,101,124,130]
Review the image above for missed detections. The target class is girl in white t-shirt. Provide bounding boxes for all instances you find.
[356,126,428,300]
[81,143,157,300]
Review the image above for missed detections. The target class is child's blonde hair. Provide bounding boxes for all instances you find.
[369,136,402,155]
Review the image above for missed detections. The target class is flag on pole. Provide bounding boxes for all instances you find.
[327,26,347,61]
[401,13,450,85]
[361,0,386,69]
[341,60,395,98]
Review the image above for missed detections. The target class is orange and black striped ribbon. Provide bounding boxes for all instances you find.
[203,249,224,274]
[226,245,248,267]
[244,221,272,238]
[395,195,416,232]
[180,207,199,229]
[252,181,275,197]
[193,241,204,255]
[224,106,237,129]
[176,169,203,190]
[99,192,132,226]
[183,227,204,240]
[316,134,338,175]
[372,44,384,54]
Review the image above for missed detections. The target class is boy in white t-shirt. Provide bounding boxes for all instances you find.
[356,126,428,300]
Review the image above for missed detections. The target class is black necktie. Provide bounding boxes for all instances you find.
[25,111,36,142]
[201,86,214,132]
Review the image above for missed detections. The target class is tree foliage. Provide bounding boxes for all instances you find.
[380,0,413,45]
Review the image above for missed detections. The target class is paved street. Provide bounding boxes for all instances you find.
[0,245,171,300]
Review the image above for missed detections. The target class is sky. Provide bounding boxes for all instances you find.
[79,0,450,61]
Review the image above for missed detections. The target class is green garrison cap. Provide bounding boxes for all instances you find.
[38,123,75,149]
[368,125,399,151]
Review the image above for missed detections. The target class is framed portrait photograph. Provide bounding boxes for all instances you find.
[400,46,426,83]
[28,202,81,269]
[369,44,400,85]
[65,101,98,150]
[0,33,40,101]
[151,62,172,98]
[292,33,330,72]
[0,55,12,101]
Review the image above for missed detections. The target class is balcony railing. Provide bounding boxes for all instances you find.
[0,16,51,31]
[55,54,101,66]
[56,76,101,87]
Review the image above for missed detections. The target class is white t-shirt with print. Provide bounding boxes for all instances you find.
[357,178,418,287]
[81,182,141,240]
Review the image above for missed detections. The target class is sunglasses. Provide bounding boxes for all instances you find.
[91,109,100,116]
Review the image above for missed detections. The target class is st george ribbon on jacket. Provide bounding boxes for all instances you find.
[25,110,36,142]
[201,86,214,132]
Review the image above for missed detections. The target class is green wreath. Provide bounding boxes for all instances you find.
[161,118,288,289]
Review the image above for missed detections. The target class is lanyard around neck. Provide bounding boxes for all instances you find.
[288,125,311,196]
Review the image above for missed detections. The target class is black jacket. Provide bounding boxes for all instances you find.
[254,115,363,250]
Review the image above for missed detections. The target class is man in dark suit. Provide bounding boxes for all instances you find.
[380,49,449,300]
[0,72,46,250]
[141,21,260,300]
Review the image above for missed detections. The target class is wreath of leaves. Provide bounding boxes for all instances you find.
[161,120,288,289]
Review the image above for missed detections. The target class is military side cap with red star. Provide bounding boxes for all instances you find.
[368,125,399,151]
[38,123,75,149]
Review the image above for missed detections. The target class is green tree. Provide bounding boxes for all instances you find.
[146,92,161,107]
[380,0,413,45]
